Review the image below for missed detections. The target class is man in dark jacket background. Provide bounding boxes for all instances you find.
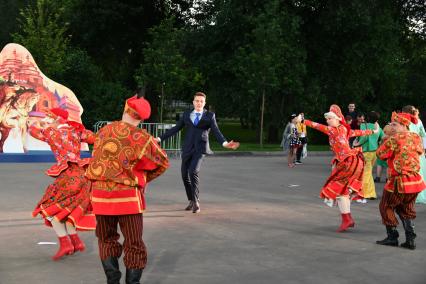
[157,92,239,213]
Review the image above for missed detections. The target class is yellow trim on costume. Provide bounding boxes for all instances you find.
[91,197,140,203]
[138,136,152,159]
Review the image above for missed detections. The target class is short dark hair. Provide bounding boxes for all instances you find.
[402,105,416,115]
[194,92,206,99]
[357,112,365,118]
[366,111,380,123]
[135,87,145,98]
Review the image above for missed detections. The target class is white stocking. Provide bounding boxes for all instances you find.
[50,219,67,237]
[65,222,77,235]
[337,196,351,214]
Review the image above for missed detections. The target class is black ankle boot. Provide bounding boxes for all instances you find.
[126,268,143,284]
[400,219,416,250]
[376,226,399,246]
[101,257,121,284]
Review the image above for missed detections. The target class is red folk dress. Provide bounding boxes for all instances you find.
[85,121,169,215]
[304,120,373,200]
[376,132,426,193]
[30,124,96,230]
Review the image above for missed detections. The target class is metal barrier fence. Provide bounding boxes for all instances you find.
[93,121,181,157]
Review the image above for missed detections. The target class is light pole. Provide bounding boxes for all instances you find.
[160,82,165,123]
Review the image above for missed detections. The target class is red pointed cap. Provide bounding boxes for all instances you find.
[124,95,151,120]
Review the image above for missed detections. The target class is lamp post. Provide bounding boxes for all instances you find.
[160,82,165,123]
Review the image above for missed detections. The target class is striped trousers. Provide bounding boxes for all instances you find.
[379,190,418,226]
[96,214,147,269]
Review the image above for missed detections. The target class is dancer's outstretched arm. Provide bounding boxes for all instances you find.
[350,122,379,137]
[304,120,330,135]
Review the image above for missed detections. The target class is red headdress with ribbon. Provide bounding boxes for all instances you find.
[392,112,418,126]
[324,104,351,137]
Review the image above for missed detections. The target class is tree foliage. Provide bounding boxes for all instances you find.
[6,0,426,141]
[12,0,70,78]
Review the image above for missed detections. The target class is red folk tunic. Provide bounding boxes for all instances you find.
[304,120,373,200]
[29,124,96,230]
[86,121,169,215]
[376,132,426,194]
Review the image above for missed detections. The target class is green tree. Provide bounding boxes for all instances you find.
[135,17,204,122]
[233,0,306,145]
[12,0,70,78]
[0,0,36,48]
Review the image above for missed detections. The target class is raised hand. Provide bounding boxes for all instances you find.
[373,122,380,134]
[225,140,240,150]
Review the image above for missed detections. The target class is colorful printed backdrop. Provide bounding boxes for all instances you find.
[0,43,86,153]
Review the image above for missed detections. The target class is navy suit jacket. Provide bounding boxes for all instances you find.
[160,109,226,155]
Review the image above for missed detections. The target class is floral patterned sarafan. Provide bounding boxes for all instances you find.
[29,125,95,176]
[30,124,96,230]
[86,121,169,215]
[304,120,373,200]
[376,132,426,193]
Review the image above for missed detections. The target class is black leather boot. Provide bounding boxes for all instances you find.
[101,257,121,284]
[126,268,143,284]
[376,226,399,246]
[400,219,416,250]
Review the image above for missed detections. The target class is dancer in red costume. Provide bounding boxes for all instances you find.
[304,104,378,232]
[29,108,95,260]
[376,112,425,250]
[86,93,169,284]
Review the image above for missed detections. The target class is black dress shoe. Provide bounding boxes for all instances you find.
[192,201,200,213]
[185,201,193,211]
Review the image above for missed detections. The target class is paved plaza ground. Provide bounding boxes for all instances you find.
[1,155,426,284]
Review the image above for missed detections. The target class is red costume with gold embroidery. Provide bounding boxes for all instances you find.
[376,132,425,194]
[30,123,96,231]
[86,95,169,280]
[375,112,425,250]
[86,121,169,215]
[304,119,373,200]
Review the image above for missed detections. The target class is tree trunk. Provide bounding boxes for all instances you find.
[260,89,265,147]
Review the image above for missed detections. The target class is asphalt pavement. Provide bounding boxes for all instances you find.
[0,155,425,284]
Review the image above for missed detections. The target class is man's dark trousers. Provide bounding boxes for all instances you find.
[181,149,204,202]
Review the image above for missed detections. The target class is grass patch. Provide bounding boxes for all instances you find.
[210,142,330,152]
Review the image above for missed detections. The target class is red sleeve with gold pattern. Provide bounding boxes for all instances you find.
[413,134,424,155]
[133,137,169,185]
[349,129,373,138]
[81,129,95,144]
[29,125,55,142]
[376,137,395,160]
[304,119,330,135]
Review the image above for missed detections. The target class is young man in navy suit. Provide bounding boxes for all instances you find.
[156,92,239,213]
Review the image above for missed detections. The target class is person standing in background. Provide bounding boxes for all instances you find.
[401,105,426,205]
[287,114,302,168]
[353,111,384,202]
[295,113,307,164]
